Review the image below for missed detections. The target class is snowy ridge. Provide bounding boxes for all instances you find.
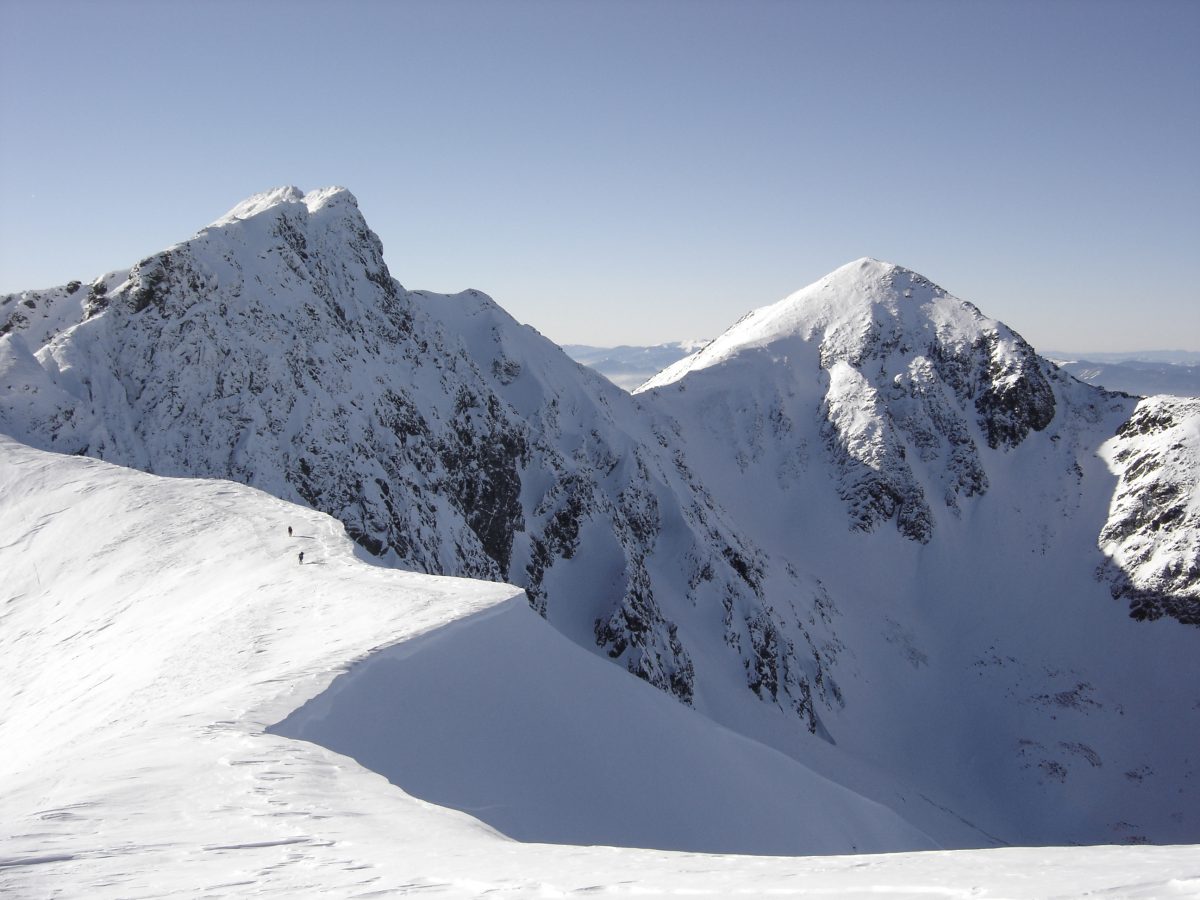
[0,268,131,350]
[208,185,357,227]
[638,258,970,389]
[0,438,931,895]
[3,437,1199,898]
[0,435,514,894]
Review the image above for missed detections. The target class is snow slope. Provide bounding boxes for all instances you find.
[0,435,511,894]
[3,436,1198,898]
[272,598,930,857]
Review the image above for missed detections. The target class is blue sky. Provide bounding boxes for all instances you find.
[2,0,1197,351]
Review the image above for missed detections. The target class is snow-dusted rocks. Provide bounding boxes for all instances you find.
[1100,396,1200,624]
[639,259,1062,542]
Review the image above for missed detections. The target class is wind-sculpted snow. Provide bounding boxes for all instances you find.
[270,595,929,856]
[1100,396,1200,624]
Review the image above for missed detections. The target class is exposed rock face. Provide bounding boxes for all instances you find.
[814,266,1063,541]
[1100,397,1200,625]
[822,358,935,542]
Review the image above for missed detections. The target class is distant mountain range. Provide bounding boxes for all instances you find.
[567,343,1200,398]
[1046,355,1200,398]
[1049,350,1200,366]
[562,341,709,390]
[3,187,1198,854]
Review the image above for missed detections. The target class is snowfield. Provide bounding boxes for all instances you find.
[3,436,1199,897]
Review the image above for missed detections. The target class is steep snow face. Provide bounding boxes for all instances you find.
[271,596,932,856]
[0,186,831,749]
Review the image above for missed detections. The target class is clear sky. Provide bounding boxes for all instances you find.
[2,0,1197,352]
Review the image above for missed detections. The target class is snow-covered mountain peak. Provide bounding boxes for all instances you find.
[302,184,358,212]
[823,255,904,287]
[637,258,980,391]
[637,258,1089,547]
[212,184,306,224]
[209,184,360,228]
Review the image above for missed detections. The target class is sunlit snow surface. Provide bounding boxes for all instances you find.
[3,437,1199,897]
[5,188,1200,858]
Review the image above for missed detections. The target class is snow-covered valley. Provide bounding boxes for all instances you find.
[2,186,1199,895]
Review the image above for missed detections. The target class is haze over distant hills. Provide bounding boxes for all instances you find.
[2,186,1199,894]
[1050,350,1200,366]
[1045,353,1200,399]
[568,344,1200,398]
[562,341,710,390]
